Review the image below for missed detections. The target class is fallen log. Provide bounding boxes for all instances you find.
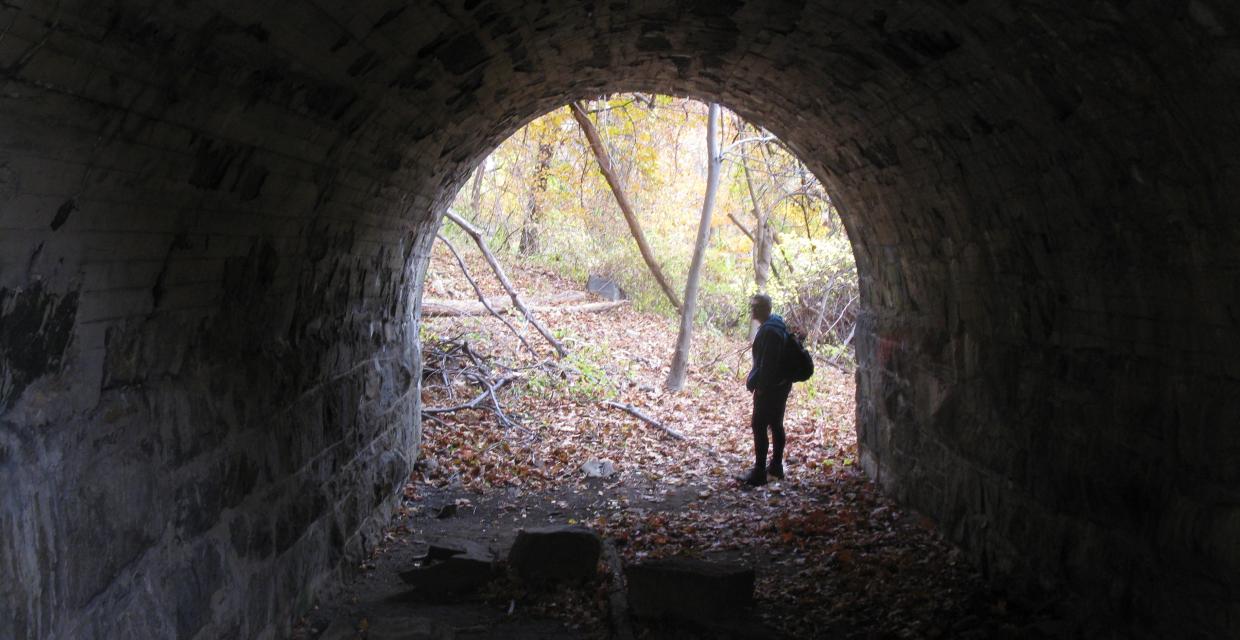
[426,290,591,310]
[603,401,685,441]
[543,300,629,314]
[422,301,501,317]
[422,298,629,317]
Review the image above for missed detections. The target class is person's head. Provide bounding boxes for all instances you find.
[749,294,772,321]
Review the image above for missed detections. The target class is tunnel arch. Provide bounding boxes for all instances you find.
[1,1,1237,638]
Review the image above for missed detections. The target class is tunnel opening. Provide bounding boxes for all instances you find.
[308,95,1026,638]
[1,1,1237,639]
[414,93,861,485]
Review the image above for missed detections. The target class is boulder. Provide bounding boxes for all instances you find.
[507,525,602,584]
[626,556,754,625]
[580,459,616,478]
[586,274,626,301]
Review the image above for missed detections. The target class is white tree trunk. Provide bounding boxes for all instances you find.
[666,103,721,391]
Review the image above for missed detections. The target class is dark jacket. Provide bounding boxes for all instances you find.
[746,314,789,392]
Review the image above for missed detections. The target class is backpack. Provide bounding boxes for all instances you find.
[782,331,815,383]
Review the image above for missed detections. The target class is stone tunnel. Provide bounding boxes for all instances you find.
[1,1,1237,637]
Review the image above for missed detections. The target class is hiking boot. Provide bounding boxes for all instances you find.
[738,467,767,487]
[767,461,785,480]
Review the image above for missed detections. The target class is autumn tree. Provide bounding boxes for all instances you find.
[448,93,858,361]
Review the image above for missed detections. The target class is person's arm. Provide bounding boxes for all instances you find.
[746,336,760,392]
[750,326,783,391]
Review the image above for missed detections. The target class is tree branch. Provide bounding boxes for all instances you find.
[569,101,683,311]
[436,234,538,357]
[720,135,777,156]
[727,212,755,242]
[443,210,567,358]
[603,401,685,441]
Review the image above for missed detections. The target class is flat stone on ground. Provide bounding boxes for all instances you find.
[397,552,498,599]
[424,536,495,562]
[366,616,455,640]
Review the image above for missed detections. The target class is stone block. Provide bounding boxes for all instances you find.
[626,556,754,625]
[507,525,602,584]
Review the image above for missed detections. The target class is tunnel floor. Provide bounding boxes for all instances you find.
[291,472,1067,640]
[289,253,1071,640]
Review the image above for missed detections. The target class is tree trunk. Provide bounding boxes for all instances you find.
[741,156,773,291]
[728,211,781,283]
[569,101,683,311]
[520,142,553,255]
[797,167,814,240]
[469,164,486,218]
[666,103,721,392]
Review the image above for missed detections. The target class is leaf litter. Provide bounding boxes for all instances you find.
[295,246,1066,639]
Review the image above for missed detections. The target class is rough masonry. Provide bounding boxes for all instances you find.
[0,1,1237,638]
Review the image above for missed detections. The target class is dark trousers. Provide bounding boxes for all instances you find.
[751,384,791,469]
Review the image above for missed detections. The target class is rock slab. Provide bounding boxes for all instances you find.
[366,616,456,640]
[424,536,495,562]
[398,539,498,599]
[626,556,754,624]
[507,525,602,583]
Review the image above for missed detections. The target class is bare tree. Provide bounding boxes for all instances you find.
[570,101,683,311]
[520,141,553,255]
[666,103,721,391]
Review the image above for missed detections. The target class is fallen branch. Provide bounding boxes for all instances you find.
[603,401,685,441]
[824,294,858,341]
[422,374,517,414]
[701,342,749,372]
[443,210,567,358]
[812,351,852,373]
[435,234,537,356]
[422,298,629,317]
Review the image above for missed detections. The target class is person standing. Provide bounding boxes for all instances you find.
[740,294,793,487]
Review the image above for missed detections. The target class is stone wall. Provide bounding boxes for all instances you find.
[0,1,435,636]
[0,1,1237,638]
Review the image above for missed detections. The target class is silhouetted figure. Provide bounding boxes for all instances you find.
[740,294,793,487]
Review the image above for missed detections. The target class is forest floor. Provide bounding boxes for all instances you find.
[291,246,1070,640]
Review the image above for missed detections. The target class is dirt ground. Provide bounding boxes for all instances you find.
[290,247,1070,640]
